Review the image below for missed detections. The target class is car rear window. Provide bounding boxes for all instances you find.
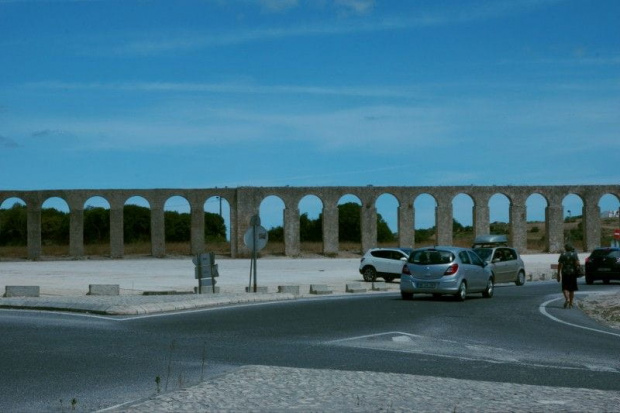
[591,249,620,258]
[410,250,454,265]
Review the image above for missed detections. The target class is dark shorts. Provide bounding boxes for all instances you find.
[562,273,578,292]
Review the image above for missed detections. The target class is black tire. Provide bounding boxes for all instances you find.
[482,278,494,298]
[515,271,526,286]
[432,293,442,299]
[585,274,594,285]
[401,291,413,300]
[603,278,610,285]
[362,267,377,282]
[455,281,467,301]
[383,276,394,283]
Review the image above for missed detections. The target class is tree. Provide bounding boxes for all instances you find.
[84,206,110,244]
[0,203,27,246]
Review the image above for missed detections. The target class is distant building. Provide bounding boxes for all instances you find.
[602,210,620,218]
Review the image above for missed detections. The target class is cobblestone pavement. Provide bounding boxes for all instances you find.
[105,365,620,413]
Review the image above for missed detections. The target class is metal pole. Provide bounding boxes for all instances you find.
[253,223,257,293]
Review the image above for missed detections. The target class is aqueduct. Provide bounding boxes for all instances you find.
[1,185,619,259]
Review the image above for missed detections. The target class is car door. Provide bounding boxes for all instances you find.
[386,250,407,275]
[459,250,483,290]
[372,250,391,274]
[492,248,509,282]
[467,250,488,290]
[502,248,519,282]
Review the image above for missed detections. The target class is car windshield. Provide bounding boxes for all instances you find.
[473,248,493,261]
[410,250,454,265]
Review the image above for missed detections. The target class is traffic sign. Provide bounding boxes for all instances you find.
[244,225,268,252]
[614,229,620,240]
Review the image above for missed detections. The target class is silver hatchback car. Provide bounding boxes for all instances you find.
[400,246,494,301]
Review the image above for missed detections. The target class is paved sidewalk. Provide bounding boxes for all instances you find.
[2,255,620,412]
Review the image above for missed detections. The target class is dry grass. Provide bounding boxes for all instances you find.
[3,217,616,260]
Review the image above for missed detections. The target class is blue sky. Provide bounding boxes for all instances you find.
[1,0,619,231]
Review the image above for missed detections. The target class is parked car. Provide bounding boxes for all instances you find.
[359,247,413,282]
[400,246,494,301]
[585,247,620,285]
[472,246,526,286]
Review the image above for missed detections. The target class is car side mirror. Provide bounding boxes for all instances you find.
[400,257,407,262]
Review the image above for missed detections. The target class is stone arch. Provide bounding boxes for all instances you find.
[489,193,510,235]
[375,193,399,247]
[298,194,324,255]
[164,195,191,255]
[204,195,232,256]
[562,193,585,250]
[41,197,70,257]
[452,193,474,247]
[526,193,548,252]
[0,197,28,258]
[259,195,286,255]
[414,193,437,247]
[124,196,151,257]
[338,194,363,254]
[83,196,111,256]
[598,194,620,247]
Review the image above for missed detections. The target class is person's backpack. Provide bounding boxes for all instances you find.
[562,251,579,276]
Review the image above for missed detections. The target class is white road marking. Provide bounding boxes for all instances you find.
[539,293,620,339]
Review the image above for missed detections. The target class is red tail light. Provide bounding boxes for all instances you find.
[585,257,590,264]
[444,263,458,276]
[402,264,411,275]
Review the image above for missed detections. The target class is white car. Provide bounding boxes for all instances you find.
[359,247,412,282]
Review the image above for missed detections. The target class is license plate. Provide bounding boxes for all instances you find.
[418,282,436,288]
[598,268,611,272]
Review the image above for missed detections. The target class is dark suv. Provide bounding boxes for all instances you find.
[585,247,620,285]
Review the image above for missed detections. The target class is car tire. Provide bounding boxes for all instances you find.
[455,282,467,301]
[585,275,594,285]
[515,271,525,286]
[362,267,377,282]
[401,291,413,300]
[603,278,610,285]
[482,278,494,298]
[383,276,394,283]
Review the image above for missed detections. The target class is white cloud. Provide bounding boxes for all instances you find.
[72,0,568,56]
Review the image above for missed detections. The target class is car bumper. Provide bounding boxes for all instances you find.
[586,270,620,280]
[400,275,460,294]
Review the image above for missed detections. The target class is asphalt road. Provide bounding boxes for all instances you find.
[1,282,619,412]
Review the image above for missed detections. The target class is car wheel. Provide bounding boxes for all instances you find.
[383,276,394,283]
[603,278,610,285]
[362,267,377,282]
[482,278,494,298]
[455,282,467,301]
[401,291,413,300]
[515,271,525,286]
[585,274,594,285]
[432,293,442,299]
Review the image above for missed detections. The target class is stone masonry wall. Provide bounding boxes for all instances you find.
[1,185,618,259]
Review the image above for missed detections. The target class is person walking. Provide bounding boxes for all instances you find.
[558,243,580,308]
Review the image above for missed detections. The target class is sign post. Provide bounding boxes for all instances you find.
[244,215,268,293]
[192,252,219,294]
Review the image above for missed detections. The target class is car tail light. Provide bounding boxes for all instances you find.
[402,264,411,275]
[585,256,590,264]
[444,263,458,276]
